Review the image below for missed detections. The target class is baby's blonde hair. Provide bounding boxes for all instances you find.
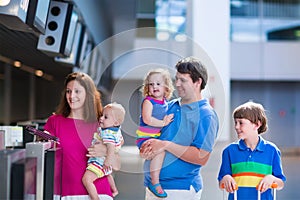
[141,68,174,100]
[104,102,126,125]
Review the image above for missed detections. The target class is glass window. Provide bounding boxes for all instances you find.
[155,0,187,41]
[230,0,300,42]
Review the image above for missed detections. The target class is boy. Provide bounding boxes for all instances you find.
[218,101,286,200]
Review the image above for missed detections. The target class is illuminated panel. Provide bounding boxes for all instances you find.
[0,0,51,34]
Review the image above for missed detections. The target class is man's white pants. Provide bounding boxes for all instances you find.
[145,185,202,200]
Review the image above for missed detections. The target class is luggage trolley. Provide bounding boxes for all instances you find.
[221,183,278,200]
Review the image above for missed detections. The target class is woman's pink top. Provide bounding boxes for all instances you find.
[44,114,113,198]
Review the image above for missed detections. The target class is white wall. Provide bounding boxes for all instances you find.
[192,0,231,141]
[231,42,300,80]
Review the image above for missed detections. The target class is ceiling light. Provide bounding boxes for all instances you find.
[13,61,21,67]
[157,31,169,41]
[0,0,10,7]
[175,34,187,42]
[35,70,43,77]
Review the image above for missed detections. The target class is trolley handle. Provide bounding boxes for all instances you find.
[221,183,238,200]
[256,182,278,191]
[221,182,278,200]
[271,183,278,189]
[257,183,278,200]
[221,183,238,190]
[221,182,277,190]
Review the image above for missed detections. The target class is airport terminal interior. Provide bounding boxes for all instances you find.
[0,0,300,199]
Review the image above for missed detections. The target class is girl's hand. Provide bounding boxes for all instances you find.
[162,113,174,126]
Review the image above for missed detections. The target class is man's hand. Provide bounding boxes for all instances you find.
[139,140,153,160]
[139,139,167,160]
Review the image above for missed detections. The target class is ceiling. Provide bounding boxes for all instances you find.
[0,22,72,81]
[0,0,137,82]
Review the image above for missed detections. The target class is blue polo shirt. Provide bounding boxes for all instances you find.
[218,136,286,200]
[143,98,219,192]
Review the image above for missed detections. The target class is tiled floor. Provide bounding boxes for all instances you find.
[115,143,299,200]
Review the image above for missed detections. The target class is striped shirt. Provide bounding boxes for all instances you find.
[218,136,286,200]
[136,96,168,148]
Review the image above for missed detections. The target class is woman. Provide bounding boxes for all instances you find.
[44,72,118,199]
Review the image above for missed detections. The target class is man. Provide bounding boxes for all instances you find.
[140,56,219,200]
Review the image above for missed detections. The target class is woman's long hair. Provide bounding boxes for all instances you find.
[56,72,103,122]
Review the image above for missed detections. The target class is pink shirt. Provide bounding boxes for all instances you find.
[44,114,112,198]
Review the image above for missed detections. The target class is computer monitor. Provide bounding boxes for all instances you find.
[31,0,51,34]
[0,0,51,34]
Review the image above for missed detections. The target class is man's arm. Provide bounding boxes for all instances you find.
[140,139,210,166]
[164,140,210,165]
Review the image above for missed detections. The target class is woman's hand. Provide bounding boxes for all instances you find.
[87,140,107,157]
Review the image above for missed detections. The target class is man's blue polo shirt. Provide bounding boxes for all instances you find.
[218,136,286,200]
[144,98,219,192]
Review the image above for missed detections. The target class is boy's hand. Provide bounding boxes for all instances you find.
[257,174,275,193]
[220,175,237,193]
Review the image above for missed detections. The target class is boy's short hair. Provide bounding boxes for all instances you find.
[104,102,126,125]
[233,101,268,134]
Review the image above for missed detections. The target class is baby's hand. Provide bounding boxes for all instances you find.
[162,113,174,126]
[102,164,113,175]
